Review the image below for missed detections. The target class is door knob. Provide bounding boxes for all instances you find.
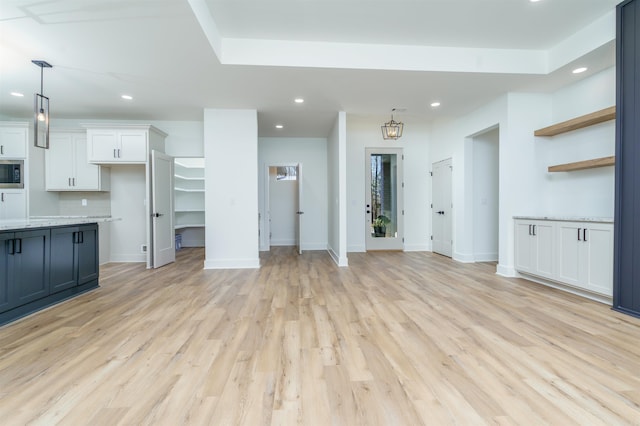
[152,213,163,217]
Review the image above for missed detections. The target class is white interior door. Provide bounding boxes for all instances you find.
[432,158,453,257]
[151,150,175,268]
[365,148,404,251]
[296,163,303,254]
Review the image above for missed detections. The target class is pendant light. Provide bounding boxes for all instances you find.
[381,108,404,140]
[32,60,52,149]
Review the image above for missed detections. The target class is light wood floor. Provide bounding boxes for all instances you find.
[1,247,640,425]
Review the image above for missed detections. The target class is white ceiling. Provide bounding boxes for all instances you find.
[0,0,619,138]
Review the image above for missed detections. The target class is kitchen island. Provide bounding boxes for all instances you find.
[0,217,116,326]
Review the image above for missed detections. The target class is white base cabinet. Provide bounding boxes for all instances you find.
[0,190,26,220]
[515,218,613,297]
[46,132,110,191]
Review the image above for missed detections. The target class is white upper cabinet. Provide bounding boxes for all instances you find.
[46,132,110,191]
[85,125,166,164]
[0,123,28,159]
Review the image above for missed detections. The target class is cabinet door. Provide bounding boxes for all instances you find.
[0,233,15,313]
[0,127,27,158]
[533,222,555,280]
[585,224,614,296]
[49,226,78,293]
[0,191,26,220]
[556,222,582,287]
[119,130,147,162]
[514,221,534,273]
[13,229,50,306]
[88,130,118,162]
[72,135,102,190]
[46,133,75,190]
[77,225,99,285]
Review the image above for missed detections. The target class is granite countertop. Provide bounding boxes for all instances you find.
[0,216,120,231]
[513,216,614,223]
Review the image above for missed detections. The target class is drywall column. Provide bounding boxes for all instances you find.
[327,111,348,266]
[203,109,259,269]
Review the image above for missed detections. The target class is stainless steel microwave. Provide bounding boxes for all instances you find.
[0,160,24,189]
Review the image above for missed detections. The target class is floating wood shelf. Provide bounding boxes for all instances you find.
[535,106,616,137]
[548,156,615,172]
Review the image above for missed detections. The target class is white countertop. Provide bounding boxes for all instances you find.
[0,216,120,231]
[513,216,614,223]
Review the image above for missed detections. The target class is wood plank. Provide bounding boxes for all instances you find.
[0,247,639,424]
[535,106,616,136]
[548,155,615,172]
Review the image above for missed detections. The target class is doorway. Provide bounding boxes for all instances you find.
[471,127,499,262]
[365,148,404,251]
[432,158,452,257]
[265,164,303,253]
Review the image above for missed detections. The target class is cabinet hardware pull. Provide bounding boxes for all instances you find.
[532,225,536,236]
[113,148,117,158]
[79,231,84,244]
[528,224,531,235]
[8,239,15,255]
[68,177,71,186]
[1,193,3,202]
[117,149,121,158]
[15,238,22,254]
[578,228,581,241]
[73,178,76,186]
[583,228,587,242]
[0,145,3,155]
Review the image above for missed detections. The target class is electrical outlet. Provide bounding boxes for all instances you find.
[81,199,87,206]
[141,244,147,253]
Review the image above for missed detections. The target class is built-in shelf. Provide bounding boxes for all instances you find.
[175,224,204,229]
[174,158,205,246]
[534,106,616,137]
[175,174,205,181]
[548,156,615,172]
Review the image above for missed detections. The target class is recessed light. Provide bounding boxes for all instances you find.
[530,0,542,3]
[430,102,441,108]
[294,98,304,104]
[10,92,24,97]
[572,67,588,74]
[275,124,284,129]
[121,94,133,100]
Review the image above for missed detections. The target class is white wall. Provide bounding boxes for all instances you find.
[472,127,499,262]
[204,109,259,269]
[258,137,328,251]
[28,130,60,217]
[539,67,616,217]
[429,66,615,276]
[347,115,431,252]
[327,112,348,266]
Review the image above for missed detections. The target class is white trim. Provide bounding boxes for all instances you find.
[516,272,612,305]
[328,248,348,267]
[496,264,516,277]
[270,239,296,246]
[474,252,498,262]
[453,252,474,263]
[404,244,430,252]
[204,258,260,269]
[348,244,366,252]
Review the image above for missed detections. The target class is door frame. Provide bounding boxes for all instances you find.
[263,162,302,252]
[365,147,404,251]
[432,157,453,257]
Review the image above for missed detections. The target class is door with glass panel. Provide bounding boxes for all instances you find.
[365,148,404,250]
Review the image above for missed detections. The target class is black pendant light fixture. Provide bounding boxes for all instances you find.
[381,108,404,140]
[32,59,52,149]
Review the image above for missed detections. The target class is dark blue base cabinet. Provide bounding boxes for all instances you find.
[0,223,99,326]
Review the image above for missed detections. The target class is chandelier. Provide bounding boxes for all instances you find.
[381,108,404,140]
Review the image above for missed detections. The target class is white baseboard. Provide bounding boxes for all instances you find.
[516,272,612,305]
[347,244,366,252]
[474,252,498,262]
[270,239,296,246]
[327,247,348,267]
[496,264,516,277]
[453,252,475,263]
[110,253,146,263]
[303,242,329,251]
[204,258,260,269]
[404,244,430,252]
